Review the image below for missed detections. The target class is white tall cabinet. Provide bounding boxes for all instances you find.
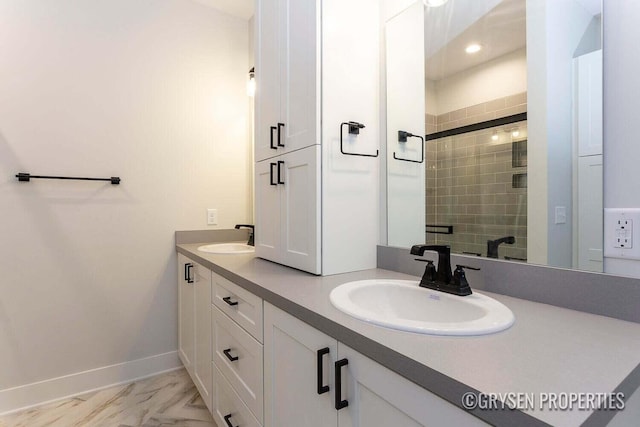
[254,0,380,276]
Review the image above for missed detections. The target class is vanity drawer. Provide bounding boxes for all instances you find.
[212,364,262,427]
[213,305,264,423]
[212,271,263,343]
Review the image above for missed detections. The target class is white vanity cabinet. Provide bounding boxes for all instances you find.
[263,302,487,427]
[255,145,321,274]
[177,253,212,412]
[255,0,320,162]
[254,0,381,276]
[211,271,264,427]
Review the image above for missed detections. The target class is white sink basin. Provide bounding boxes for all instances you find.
[197,243,255,254]
[329,279,514,336]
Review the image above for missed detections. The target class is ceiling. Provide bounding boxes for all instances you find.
[424,0,602,81]
[191,0,254,20]
[425,0,526,81]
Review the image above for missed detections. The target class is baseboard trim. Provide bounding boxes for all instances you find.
[0,351,182,415]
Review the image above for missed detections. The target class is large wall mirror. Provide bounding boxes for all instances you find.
[386,0,603,273]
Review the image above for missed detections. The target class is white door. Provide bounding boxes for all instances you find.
[255,0,282,161]
[193,261,212,412]
[264,302,337,427]
[280,146,321,274]
[337,344,488,427]
[178,254,195,376]
[255,158,282,263]
[279,0,320,153]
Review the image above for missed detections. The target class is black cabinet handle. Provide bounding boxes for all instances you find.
[223,296,239,306]
[270,162,277,186]
[224,414,237,427]
[317,347,330,395]
[277,161,285,185]
[184,263,189,281]
[277,123,285,147]
[186,264,194,284]
[335,358,349,410]
[270,126,277,150]
[223,348,239,362]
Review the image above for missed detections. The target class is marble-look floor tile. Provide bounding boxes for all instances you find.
[0,369,217,427]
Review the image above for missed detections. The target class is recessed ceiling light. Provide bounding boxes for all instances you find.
[465,44,482,54]
[424,0,449,7]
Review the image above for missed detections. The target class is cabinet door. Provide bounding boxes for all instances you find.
[264,302,337,427]
[279,0,320,153]
[280,146,321,274]
[255,158,282,263]
[193,262,212,412]
[177,254,195,376]
[255,0,281,162]
[336,344,488,427]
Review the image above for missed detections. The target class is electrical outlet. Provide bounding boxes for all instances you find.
[207,209,218,226]
[604,208,640,260]
[614,218,632,248]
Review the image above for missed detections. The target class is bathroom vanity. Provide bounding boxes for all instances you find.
[176,238,640,427]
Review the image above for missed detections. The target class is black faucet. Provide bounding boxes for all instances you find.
[486,236,515,259]
[234,224,254,246]
[410,245,478,296]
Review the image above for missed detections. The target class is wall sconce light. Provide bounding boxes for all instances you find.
[512,129,520,138]
[491,131,499,141]
[247,67,256,97]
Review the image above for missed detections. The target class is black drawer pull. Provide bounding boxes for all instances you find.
[224,414,237,427]
[223,296,239,306]
[270,162,277,186]
[277,122,285,147]
[270,126,277,150]
[223,348,239,362]
[185,264,194,284]
[317,347,330,395]
[277,160,285,185]
[335,358,349,410]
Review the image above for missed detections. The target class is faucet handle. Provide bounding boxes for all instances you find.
[455,264,480,271]
[416,259,437,284]
[452,265,476,296]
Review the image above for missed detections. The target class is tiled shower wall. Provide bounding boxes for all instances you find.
[426,92,527,134]
[425,93,528,260]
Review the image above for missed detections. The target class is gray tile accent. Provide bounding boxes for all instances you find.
[377,245,640,324]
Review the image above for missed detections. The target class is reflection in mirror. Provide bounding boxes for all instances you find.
[426,118,528,261]
[385,0,603,272]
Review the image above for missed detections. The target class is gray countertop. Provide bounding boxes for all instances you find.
[177,243,640,427]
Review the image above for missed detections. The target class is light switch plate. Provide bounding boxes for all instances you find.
[604,208,640,260]
[555,206,567,224]
[207,209,218,226]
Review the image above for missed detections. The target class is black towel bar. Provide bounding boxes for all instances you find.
[16,173,120,185]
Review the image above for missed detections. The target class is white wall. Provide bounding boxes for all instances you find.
[0,0,250,409]
[603,1,640,278]
[432,48,527,114]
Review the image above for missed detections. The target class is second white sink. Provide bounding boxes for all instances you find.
[329,279,514,336]
[197,243,255,254]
